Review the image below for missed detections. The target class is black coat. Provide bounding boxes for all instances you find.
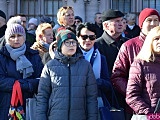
[96,31,128,77]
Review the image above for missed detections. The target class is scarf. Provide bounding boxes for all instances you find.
[5,43,34,79]
[39,40,50,51]
[81,47,101,79]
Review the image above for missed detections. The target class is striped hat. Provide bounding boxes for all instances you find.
[5,23,26,43]
[56,29,77,51]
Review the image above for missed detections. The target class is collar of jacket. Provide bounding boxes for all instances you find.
[101,31,127,45]
[139,32,146,42]
[54,50,83,65]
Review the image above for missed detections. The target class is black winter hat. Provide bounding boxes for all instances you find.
[40,16,51,24]
[75,16,83,22]
[101,9,124,22]
[0,10,6,19]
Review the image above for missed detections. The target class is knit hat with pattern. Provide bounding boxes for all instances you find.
[5,23,26,43]
[56,29,77,51]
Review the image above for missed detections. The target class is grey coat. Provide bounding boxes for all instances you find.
[36,51,98,120]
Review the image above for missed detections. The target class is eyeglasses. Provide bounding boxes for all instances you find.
[64,40,77,47]
[80,35,96,41]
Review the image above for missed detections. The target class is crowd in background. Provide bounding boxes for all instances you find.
[0,5,160,120]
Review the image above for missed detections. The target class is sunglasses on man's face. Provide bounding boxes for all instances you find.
[80,35,96,41]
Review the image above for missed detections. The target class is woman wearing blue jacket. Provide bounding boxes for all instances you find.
[0,17,43,120]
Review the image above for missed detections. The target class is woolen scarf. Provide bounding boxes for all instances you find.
[81,46,101,79]
[5,43,34,78]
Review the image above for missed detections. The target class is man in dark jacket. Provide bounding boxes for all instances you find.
[94,12,103,38]
[111,8,160,120]
[96,9,128,77]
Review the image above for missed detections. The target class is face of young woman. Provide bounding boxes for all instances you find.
[152,36,160,54]
[77,28,96,51]
[61,39,77,57]
[8,34,25,48]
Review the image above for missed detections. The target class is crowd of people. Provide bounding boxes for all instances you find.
[0,5,160,120]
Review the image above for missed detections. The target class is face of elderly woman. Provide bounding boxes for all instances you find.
[152,36,160,54]
[8,34,25,48]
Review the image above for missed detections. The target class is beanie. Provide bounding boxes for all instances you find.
[5,23,26,43]
[75,16,83,22]
[7,16,21,26]
[101,9,124,22]
[139,8,160,28]
[56,29,77,51]
[0,10,6,19]
[28,18,38,26]
[40,16,51,24]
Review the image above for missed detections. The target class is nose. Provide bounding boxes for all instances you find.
[150,20,155,25]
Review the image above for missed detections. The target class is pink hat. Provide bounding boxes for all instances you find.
[139,8,160,28]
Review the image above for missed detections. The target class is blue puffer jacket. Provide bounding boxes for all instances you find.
[36,50,98,120]
[0,46,43,120]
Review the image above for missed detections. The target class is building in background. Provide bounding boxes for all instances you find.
[1,0,160,25]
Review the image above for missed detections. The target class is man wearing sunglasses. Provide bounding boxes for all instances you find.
[96,9,128,78]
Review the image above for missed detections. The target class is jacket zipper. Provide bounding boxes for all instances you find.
[67,62,71,120]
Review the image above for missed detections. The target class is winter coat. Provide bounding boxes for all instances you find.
[0,46,43,120]
[96,31,128,77]
[111,32,146,113]
[36,50,98,120]
[126,56,160,114]
[124,24,141,39]
[111,32,146,96]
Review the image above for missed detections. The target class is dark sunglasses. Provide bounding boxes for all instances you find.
[62,6,73,9]
[80,35,96,41]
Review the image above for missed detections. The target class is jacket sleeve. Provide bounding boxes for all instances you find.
[126,60,152,114]
[86,64,98,120]
[36,65,51,120]
[111,44,130,96]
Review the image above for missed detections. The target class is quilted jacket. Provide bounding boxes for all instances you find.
[126,56,160,114]
[36,50,98,120]
[111,32,146,96]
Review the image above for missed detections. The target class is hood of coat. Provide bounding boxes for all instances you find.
[54,50,83,65]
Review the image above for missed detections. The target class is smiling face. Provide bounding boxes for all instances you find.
[77,28,96,51]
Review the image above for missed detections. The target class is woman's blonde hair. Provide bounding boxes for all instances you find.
[57,6,74,25]
[136,26,160,62]
[35,23,52,42]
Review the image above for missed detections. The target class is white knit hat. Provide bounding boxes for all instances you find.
[28,18,38,26]
[5,23,26,43]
